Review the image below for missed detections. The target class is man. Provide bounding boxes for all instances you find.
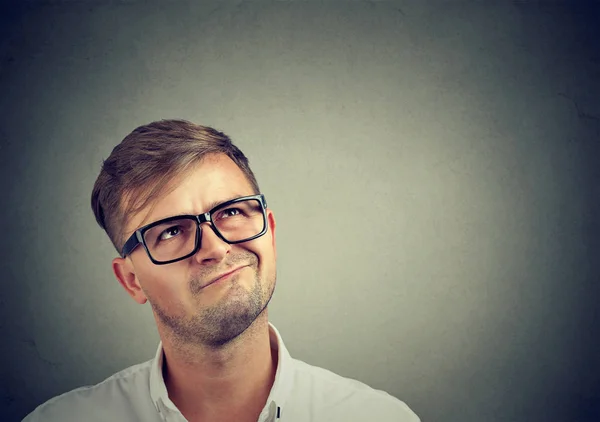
[23,120,419,422]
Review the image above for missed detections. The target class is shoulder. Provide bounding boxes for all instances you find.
[289,358,420,421]
[22,360,156,422]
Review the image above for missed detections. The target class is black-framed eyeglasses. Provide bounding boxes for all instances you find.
[121,194,268,265]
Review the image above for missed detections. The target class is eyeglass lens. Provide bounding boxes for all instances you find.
[142,199,264,262]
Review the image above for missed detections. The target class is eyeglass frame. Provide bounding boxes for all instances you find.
[120,194,268,265]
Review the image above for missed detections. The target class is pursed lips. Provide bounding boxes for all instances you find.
[203,265,247,288]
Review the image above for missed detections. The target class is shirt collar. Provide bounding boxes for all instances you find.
[149,322,293,417]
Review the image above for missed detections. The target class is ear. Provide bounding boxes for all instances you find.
[266,208,276,259]
[112,257,148,304]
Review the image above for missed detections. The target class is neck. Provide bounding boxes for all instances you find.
[159,313,278,421]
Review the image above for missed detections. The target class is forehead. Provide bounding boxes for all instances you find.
[124,153,255,233]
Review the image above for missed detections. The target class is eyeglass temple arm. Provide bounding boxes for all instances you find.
[121,231,144,258]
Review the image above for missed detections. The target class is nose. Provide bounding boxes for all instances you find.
[192,223,231,264]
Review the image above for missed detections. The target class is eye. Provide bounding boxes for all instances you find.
[219,207,242,219]
[159,225,183,241]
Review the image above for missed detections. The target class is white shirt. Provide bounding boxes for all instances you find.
[23,323,420,422]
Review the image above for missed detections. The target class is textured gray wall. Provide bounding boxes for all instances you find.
[1,1,598,421]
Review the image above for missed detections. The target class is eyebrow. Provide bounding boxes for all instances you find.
[203,193,249,213]
[140,193,251,227]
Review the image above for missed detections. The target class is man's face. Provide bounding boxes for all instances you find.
[114,153,277,348]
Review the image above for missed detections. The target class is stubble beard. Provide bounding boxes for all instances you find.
[150,253,276,349]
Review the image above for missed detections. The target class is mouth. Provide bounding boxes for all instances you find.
[204,265,247,288]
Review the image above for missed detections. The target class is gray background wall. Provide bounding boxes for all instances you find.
[1,1,598,421]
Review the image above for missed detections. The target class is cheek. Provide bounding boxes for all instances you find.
[254,235,275,259]
[256,243,277,275]
[138,267,187,301]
